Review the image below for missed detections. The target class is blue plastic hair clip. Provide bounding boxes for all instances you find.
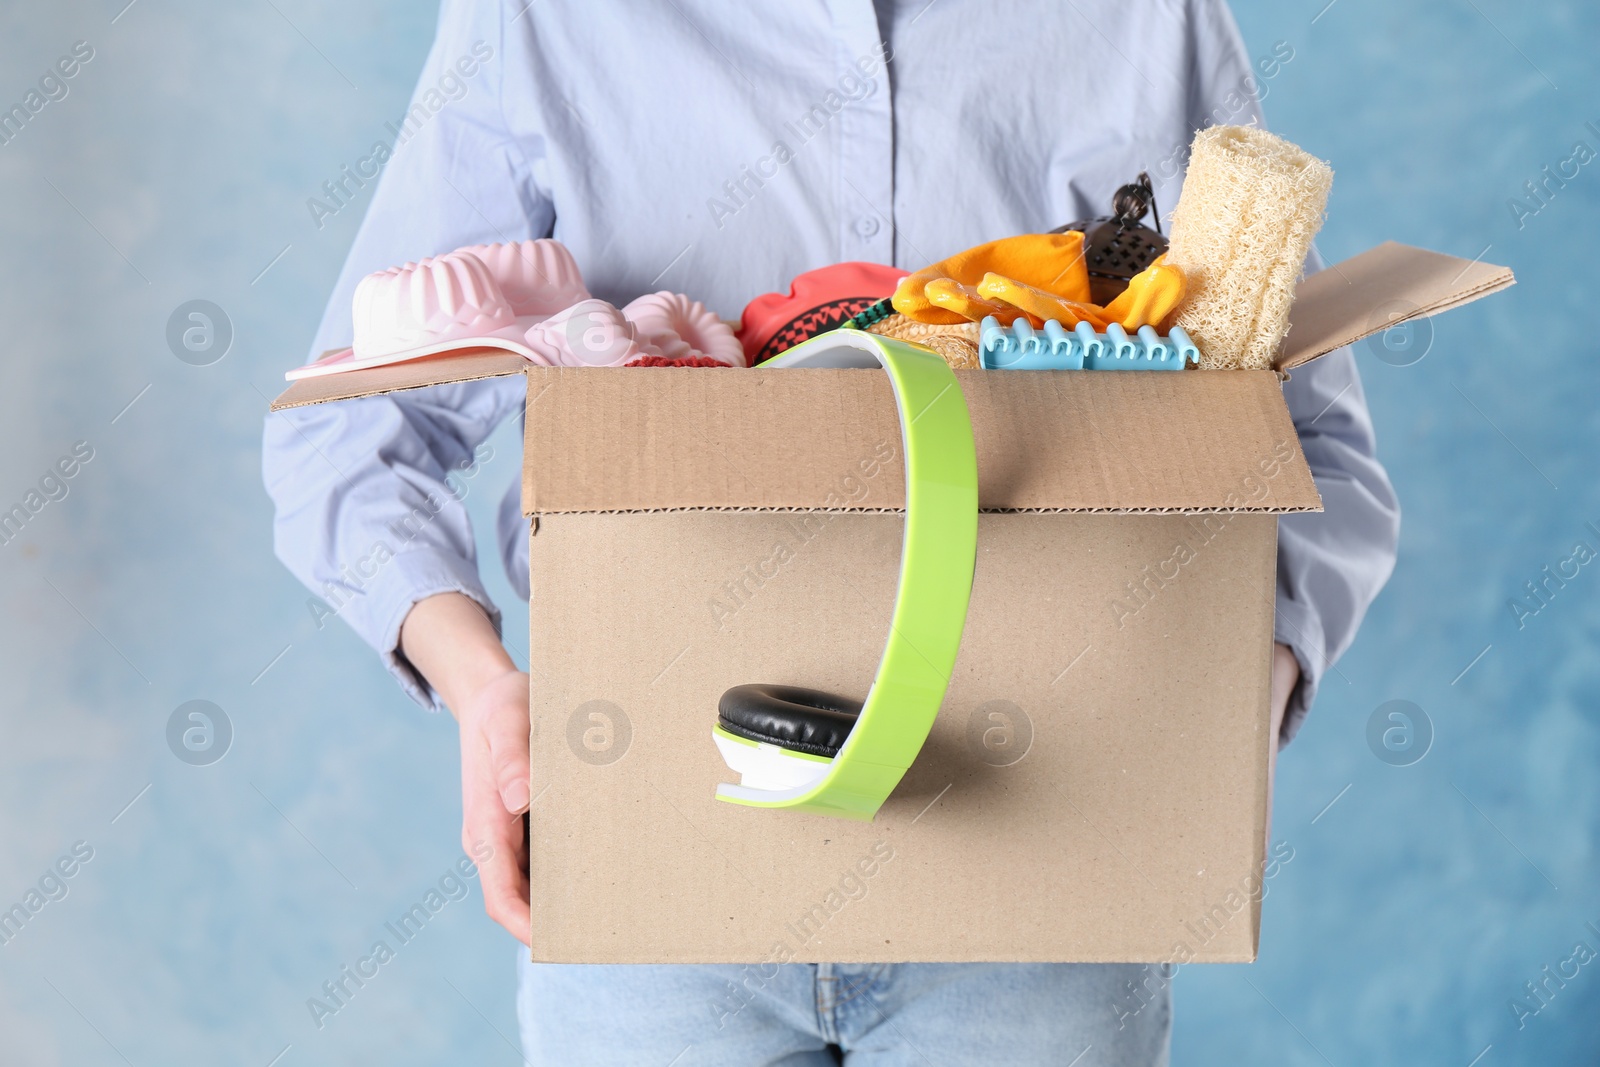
[979,317,1083,369]
[1166,325,1200,366]
[979,317,1199,371]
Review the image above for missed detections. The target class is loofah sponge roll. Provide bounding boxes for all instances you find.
[1162,125,1333,370]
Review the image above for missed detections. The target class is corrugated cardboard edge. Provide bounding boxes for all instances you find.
[1276,241,1514,372]
[522,504,1323,517]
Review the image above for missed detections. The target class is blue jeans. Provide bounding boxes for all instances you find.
[516,955,1172,1065]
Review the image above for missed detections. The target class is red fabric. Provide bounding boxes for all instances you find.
[622,354,735,368]
[736,261,907,365]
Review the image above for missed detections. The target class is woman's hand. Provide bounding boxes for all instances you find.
[455,666,532,946]
[399,592,531,946]
[1264,642,1301,850]
[1270,642,1300,744]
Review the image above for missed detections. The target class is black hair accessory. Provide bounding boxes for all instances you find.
[1051,172,1168,305]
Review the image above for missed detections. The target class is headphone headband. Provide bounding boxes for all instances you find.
[713,330,979,820]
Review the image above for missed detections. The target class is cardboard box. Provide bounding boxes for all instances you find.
[273,242,1510,963]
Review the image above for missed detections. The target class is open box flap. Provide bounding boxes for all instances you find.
[520,366,1322,515]
[1277,241,1514,372]
[269,348,527,410]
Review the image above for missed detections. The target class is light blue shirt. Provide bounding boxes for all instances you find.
[263,0,1399,741]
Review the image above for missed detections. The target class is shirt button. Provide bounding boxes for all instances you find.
[854,216,880,238]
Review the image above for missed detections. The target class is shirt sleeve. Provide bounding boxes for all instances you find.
[1275,258,1401,743]
[1184,0,1401,742]
[262,0,551,710]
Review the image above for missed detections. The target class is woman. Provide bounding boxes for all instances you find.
[264,1,1398,1062]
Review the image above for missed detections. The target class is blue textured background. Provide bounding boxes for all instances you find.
[0,2,1593,1064]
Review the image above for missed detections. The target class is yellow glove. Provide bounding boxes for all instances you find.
[1100,258,1186,330]
[975,273,1110,330]
[892,232,1092,324]
[924,278,1035,326]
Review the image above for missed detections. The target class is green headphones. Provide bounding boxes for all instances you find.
[712,330,979,820]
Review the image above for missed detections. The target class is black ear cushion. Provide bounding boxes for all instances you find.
[718,684,863,758]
